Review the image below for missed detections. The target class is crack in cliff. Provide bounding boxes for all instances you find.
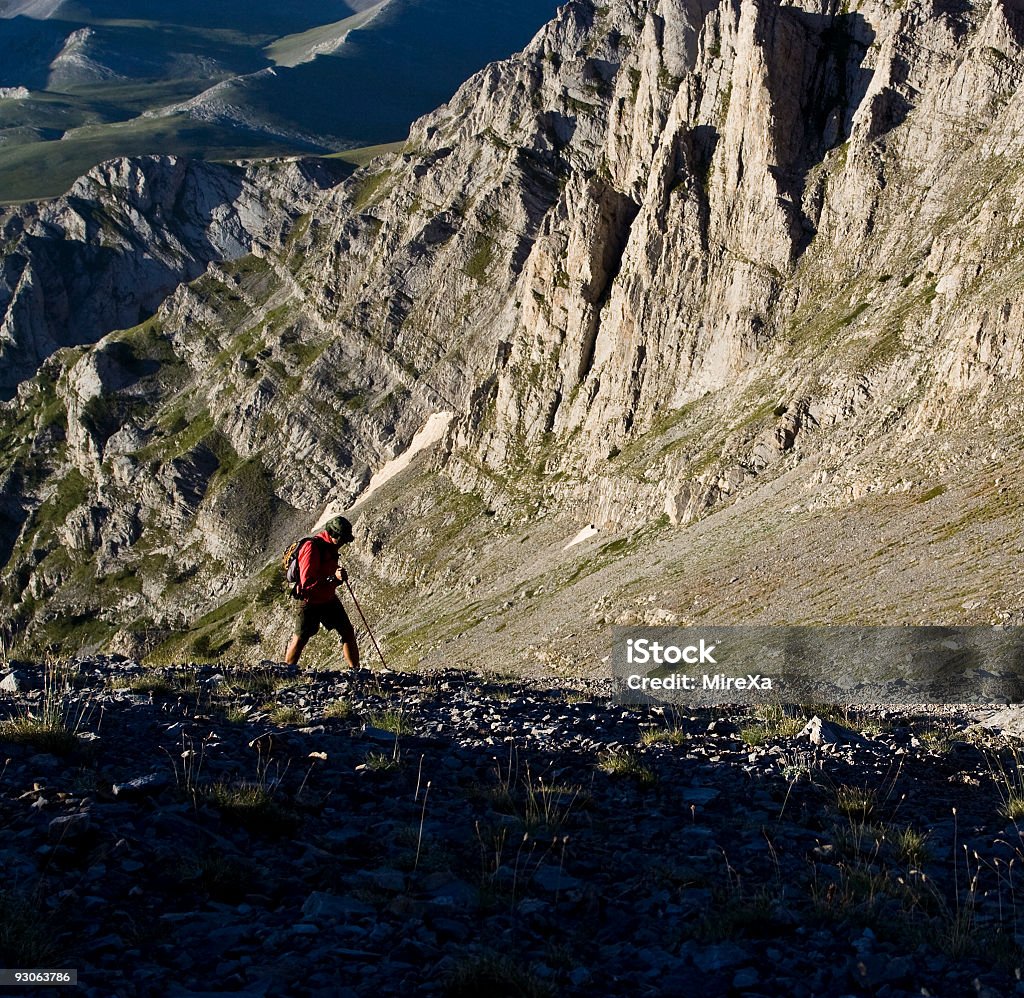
[575,181,641,382]
[756,4,877,257]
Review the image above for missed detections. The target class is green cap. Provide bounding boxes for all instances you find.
[323,516,353,543]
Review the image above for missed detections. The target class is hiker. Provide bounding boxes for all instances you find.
[284,516,360,669]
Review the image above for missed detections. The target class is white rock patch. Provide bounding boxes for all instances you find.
[563,524,599,550]
[316,411,454,528]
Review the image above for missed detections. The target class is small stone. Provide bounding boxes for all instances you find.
[27,753,59,769]
[692,943,748,973]
[301,891,374,921]
[733,968,760,989]
[430,917,469,940]
[425,877,478,906]
[48,812,90,842]
[799,716,867,746]
[369,868,405,892]
[362,725,399,743]
[112,773,170,797]
[683,787,720,805]
[0,671,26,693]
[707,719,739,735]
[532,866,582,893]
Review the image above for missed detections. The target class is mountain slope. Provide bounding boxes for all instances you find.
[1,0,1023,669]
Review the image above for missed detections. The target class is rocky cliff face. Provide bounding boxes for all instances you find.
[2,0,1023,668]
[0,156,346,399]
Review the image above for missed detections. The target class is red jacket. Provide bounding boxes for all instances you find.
[297,530,340,604]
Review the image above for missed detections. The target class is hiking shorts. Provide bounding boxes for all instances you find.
[295,599,356,643]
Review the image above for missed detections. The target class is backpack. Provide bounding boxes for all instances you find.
[282,535,327,599]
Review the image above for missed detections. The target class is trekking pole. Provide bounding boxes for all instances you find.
[344,578,390,670]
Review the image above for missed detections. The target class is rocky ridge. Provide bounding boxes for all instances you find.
[0,155,346,399]
[3,658,1024,996]
[1,0,1023,665]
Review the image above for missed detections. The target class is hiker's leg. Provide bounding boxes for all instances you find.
[325,600,360,669]
[340,623,360,670]
[285,633,308,665]
[287,604,319,665]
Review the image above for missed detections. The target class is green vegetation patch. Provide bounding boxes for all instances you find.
[860,327,906,370]
[145,593,253,664]
[266,4,387,67]
[35,468,91,532]
[0,890,62,966]
[740,704,805,745]
[221,254,274,288]
[140,406,215,464]
[123,671,175,696]
[366,708,413,735]
[0,715,81,755]
[351,167,393,211]
[323,140,405,169]
[917,484,946,503]
[108,316,179,368]
[268,705,307,725]
[640,727,688,746]
[463,232,497,281]
[597,748,656,784]
[26,612,118,658]
[80,392,151,445]
[362,750,402,772]
[174,850,255,903]
[835,784,877,822]
[322,699,354,720]
[201,782,298,835]
[0,370,66,461]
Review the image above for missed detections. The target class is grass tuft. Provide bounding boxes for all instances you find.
[0,890,61,966]
[322,699,353,720]
[367,709,412,735]
[124,672,175,696]
[201,782,297,835]
[443,951,555,998]
[228,669,288,695]
[0,662,87,755]
[485,757,585,834]
[597,748,656,785]
[986,745,1024,822]
[739,724,769,747]
[268,706,307,726]
[1004,793,1024,821]
[741,704,805,745]
[640,727,688,747]
[699,888,777,942]
[175,851,253,903]
[835,785,877,822]
[0,716,80,755]
[363,750,402,772]
[891,826,931,866]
